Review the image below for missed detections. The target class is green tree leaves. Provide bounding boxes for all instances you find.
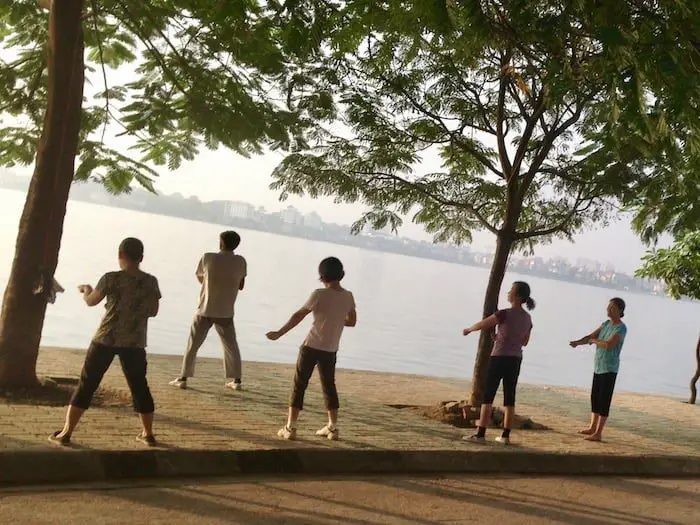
[0,0,335,193]
[636,232,700,301]
[273,2,680,250]
[269,1,700,260]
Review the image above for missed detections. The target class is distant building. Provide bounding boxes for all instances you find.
[304,211,323,229]
[280,205,303,225]
[226,201,255,220]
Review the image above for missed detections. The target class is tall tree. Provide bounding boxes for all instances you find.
[0,0,85,387]
[632,159,700,404]
[0,0,335,386]
[271,1,700,405]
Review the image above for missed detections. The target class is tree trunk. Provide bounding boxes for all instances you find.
[690,335,700,405]
[468,232,514,406]
[0,0,84,387]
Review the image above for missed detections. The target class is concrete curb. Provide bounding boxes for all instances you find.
[1,448,699,485]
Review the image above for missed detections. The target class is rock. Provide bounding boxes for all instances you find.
[443,401,461,411]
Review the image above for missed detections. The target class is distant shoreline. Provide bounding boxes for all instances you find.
[0,182,668,298]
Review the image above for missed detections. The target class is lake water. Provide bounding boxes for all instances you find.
[0,189,698,398]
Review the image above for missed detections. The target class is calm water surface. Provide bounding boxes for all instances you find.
[1,189,698,397]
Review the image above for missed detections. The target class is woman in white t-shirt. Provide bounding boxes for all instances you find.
[267,257,357,441]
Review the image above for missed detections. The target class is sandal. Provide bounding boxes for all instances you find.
[48,431,71,446]
[136,433,157,447]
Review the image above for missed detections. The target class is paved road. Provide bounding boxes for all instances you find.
[1,475,698,524]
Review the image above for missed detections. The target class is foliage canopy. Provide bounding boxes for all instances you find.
[636,232,700,301]
[0,0,336,193]
[271,0,700,256]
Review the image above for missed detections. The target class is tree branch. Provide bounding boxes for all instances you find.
[514,188,589,240]
[496,54,513,177]
[517,95,588,203]
[351,169,500,235]
[363,64,503,179]
[432,46,496,135]
[114,1,191,99]
[89,0,109,143]
[511,89,546,178]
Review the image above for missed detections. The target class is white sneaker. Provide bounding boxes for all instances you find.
[315,425,339,441]
[463,434,485,443]
[225,381,243,391]
[495,436,510,445]
[277,426,297,440]
[169,378,187,389]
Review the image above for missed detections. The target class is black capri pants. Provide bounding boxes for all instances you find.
[590,372,617,417]
[70,342,155,414]
[483,355,523,407]
[290,346,340,411]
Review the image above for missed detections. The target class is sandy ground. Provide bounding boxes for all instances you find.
[1,475,698,525]
[3,348,697,459]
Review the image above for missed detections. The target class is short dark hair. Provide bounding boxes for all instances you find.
[220,231,241,251]
[119,237,144,263]
[610,297,626,318]
[513,281,536,310]
[319,257,345,283]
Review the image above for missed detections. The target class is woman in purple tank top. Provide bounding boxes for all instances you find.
[462,281,535,444]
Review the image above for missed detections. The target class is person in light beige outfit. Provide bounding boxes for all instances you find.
[267,257,357,441]
[170,231,247,391]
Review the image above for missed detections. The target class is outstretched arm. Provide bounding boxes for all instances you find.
[463,314,498,336]
[266,308,311,340]
[78,284,105,307]
[569,326,602,347]
[590,333,622,351]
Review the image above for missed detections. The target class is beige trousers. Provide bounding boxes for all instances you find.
[180,315,242,379]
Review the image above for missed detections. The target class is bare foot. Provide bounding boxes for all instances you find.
[584,433,602,442]
[578,428,596,435]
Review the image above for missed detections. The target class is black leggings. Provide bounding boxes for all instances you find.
[591,372,617,417]
[290,346,339,411]
[483,356,523,407]
[71,342,155,413]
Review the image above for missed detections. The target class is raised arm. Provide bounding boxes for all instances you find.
[463,314,499,336]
